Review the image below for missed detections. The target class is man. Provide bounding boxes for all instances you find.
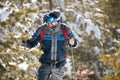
[25,10,78,80]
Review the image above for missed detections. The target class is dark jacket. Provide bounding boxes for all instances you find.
[26,23,78,64]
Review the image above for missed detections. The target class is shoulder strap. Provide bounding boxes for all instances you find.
[39,28,46,44]
[61,25,69,39]
[39,24,69,44]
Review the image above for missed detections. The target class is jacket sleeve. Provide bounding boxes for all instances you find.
[67,27,78,48]
[26,27,42,48]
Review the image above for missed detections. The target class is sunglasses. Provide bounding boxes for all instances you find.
[47,17,57,23]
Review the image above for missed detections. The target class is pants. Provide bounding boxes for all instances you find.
[37,63,64,80]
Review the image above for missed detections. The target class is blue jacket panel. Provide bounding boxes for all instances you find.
[40,34,66,60]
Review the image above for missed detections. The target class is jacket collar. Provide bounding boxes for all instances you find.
[46,23,61,33]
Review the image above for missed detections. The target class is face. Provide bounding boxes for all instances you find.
[47,17,58,28]
[48,21,58,28]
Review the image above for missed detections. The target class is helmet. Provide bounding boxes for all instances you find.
[43,14,49,23]
[49,10,61,20]
[43,10,62,23]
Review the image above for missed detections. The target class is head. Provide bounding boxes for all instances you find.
[44,10,61,28]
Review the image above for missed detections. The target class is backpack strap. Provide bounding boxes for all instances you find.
[39,24,69,44]
[39,28,46,44]
[61,25,69,40]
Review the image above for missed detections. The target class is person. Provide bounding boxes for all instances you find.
[25,10,78,80]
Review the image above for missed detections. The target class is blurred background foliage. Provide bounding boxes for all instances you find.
[0,0,120,80]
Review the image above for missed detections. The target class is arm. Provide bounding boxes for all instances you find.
[26,27,42,48]
[67,27,78,48]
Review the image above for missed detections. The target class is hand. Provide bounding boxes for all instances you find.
[69,38,75,46]
[21,31,32,41]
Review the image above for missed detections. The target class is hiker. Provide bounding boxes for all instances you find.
[25,10,78,80]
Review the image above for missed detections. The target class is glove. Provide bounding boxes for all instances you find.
[21,31,32,42]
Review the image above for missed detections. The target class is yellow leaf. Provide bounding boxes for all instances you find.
[8,32,14,39]
[20,34,32,41]
[29,48,44,56]
[14,9,27,15]
[0,47,4,53]
[28,7,39,12]
[29,62,41,69]
[117,49,120,57]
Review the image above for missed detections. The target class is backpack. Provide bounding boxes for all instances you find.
[39,25,69,44]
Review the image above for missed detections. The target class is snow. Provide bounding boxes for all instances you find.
[81,69,89,75]
[67,22,83,42]
[103,69,115,75]
[0,7,10,22]
[19,56,24,60]
[76,14,86,23]
[116,29,120,34]
[95,8,102,12]
[18,62,29,71]
[84,12,90,18]
[59,0,65,9]
[93,46,100,54]
[61,12,66,21]
[0,59,6,68]
[90,2,95,5]
[86,24,101,39]
[14,33,22,38]
[31,0,37,3]
[31,13,39,21]
[15,22,25,28]
[65,8,101,41]
[9,62,17,66]
[64,58,72,79]
[95,0,99,3]
[113,39,120,44]
[23,3,31,8]
[94,13,103,17]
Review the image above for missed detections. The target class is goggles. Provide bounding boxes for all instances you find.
[47,17,57,23]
